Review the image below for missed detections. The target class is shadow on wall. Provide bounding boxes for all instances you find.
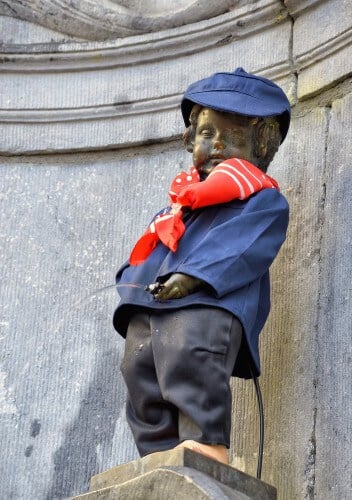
[45,347,123,499]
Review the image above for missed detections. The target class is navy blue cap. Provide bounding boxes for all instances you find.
[181,67,291,141]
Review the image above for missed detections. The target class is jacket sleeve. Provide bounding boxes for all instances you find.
[173,189,289,298]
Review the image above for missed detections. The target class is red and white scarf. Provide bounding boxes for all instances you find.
[129,157,279,265]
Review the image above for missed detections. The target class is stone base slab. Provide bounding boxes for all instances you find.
[72,448,276,500]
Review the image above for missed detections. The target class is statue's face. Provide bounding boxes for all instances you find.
[192,108,255,179]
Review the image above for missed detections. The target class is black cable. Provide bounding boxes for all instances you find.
[249,364,264,480]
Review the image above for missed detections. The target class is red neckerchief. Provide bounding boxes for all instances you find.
[129,157,279,265]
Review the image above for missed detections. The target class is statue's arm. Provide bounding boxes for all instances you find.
[152,272,205,300]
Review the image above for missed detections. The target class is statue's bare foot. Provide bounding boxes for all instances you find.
[175,439,229,464]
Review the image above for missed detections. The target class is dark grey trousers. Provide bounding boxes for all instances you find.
[120,307,242,456]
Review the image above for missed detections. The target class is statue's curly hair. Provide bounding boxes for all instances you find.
[183,105,282,173]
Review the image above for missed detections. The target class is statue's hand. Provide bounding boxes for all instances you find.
[152,273,205,300]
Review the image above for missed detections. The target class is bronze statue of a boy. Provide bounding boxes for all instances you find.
[113,67,290,464]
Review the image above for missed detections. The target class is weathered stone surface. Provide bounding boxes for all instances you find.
[292,0,352,99]
[0,15,82,44]
[0,1,292,154]
[314,91,352,498]
[0,146,186,499]
[71,449,275,499]
[1,0,351,153]
[75,467,250,500]
[88,449,276,499]
[0,0,241,41]
[284,0,323,18]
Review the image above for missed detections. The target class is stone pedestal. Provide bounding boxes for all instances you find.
[72,449,276,499]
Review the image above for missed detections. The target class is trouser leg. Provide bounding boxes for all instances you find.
[151,307,242,448]
[120,313,179,456]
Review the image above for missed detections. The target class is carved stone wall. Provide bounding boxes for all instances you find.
[0,0,242,40]
[0,1,351,498]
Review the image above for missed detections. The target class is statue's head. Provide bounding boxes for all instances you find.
[181,68,290,176]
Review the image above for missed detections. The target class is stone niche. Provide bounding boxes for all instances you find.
[0,1,351,499]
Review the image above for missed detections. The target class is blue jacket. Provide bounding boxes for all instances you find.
[113,188,289,378]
